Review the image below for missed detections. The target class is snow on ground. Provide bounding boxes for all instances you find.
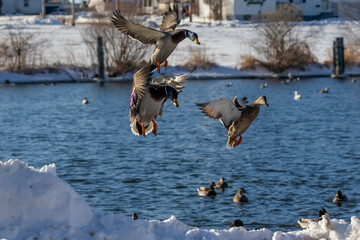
[0,159,359,240]
[0,13,359,83]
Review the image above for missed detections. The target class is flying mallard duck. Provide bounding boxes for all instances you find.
[197,182,216,197]
[130,64,187,136]
[197,96,269,148]
[333,190,348,203]
[111,10,200,73]
[233,188,248,203]
[297,208,330,228]
[215,177,229,189]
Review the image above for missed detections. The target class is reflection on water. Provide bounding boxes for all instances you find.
[0,78,359,231]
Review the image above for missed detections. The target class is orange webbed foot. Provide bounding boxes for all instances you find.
[164,59,168,71]
[230,135,243,147]
[152,120,157,136]
[234,135,243,147]
[156,60,161,73]
[139,119,146,137]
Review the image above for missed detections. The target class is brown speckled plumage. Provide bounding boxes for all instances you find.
[197,96,268,148]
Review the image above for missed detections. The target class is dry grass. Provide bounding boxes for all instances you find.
[239,55,260,70]
[323,43,360,67]
[182,47,216,71]
[345,44,360,65]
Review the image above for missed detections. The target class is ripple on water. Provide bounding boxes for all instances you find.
[0,79,359,231]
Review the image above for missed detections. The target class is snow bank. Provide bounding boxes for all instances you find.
[0,160,359,240]
[0,160,94,239]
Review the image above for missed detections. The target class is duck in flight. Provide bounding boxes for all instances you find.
[111,10,200,73]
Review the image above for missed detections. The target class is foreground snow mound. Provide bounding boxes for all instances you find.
[0,159,94,239]
[0,159,359,240]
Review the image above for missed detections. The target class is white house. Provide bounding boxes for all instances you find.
[199,0,336,20]
[1,0,42,15]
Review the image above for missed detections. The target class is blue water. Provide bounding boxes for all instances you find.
[0,78,359,232]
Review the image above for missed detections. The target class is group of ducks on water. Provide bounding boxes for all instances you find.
[197,178,349,229]
[197,177,248,203]
[297,190,349,229]
[106,9,269,148]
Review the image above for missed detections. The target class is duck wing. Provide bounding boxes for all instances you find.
[160,11,180,32]
[151,74,188,92]
[197,98,242,128]
[232,96,248,109]
[130,64,154,118]
[111,10,165,45]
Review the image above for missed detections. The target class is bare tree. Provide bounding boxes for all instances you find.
[81,19,149,76]
[203,0,221,20]
[250,4,317,73]
[0,26,46,72]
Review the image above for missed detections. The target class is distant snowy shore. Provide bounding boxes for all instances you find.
[1,14,360,83]
[0,159,359,240]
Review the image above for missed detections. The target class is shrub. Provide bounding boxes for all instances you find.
[251,4,317,73]
[0,26,45,72]
[239,55,259,70]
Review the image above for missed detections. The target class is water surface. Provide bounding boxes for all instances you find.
[0,78,359,231]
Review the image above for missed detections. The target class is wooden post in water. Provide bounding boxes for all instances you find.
[71,0,75,26]
[41,0,45,18]
[333,37,345,77]
[97,37,105,79]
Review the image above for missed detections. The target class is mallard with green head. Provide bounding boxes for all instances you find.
[233,188,248,203]
[197,182,216,197]
[130,64,187,136]
[197,96,269,148]
[297,208,330,228]
[229,219,244,228]
[111,10,200,73]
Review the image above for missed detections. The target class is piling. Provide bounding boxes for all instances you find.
[333,37,345,77]
[97,37,105,79]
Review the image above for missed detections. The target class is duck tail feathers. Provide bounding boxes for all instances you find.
[130,121,154,136]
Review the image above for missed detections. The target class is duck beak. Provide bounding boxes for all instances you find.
[173,99,179,107]
[194,38,200,45]
[324,212,330,215]
[229,223,235,227]
[265,103,269,107]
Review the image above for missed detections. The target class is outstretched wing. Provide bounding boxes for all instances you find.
[151,74,188,92]
[160,11,181,32]
[232,96,248,109]
[132,64,153,101]
[111,10,164,45]
[197,98,241,128]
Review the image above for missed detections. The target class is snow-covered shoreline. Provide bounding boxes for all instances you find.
[1,159,359,240]
[1,14,360,84]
